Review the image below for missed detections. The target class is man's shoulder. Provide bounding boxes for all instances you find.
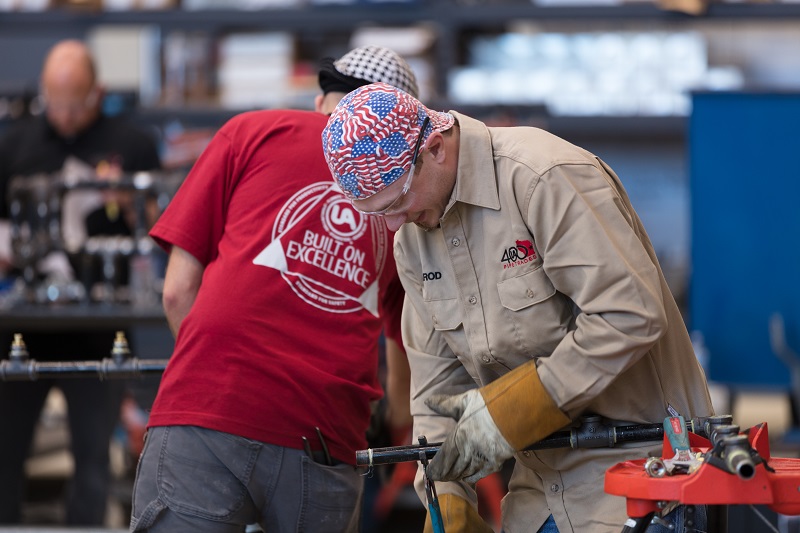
[491,125,572,151]
[227,108,326,127]
[218,108,328,144]
[490,126,595,172]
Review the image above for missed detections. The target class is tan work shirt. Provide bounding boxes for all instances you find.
[395,111,715,533]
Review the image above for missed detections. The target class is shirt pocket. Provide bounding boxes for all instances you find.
[495,267,569,363]
[426,297,463,332]
[497,266,556,310]
[423,298,479,379]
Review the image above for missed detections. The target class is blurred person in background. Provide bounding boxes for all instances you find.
[322,82,715,533]
[0,39,161,526]
[129,45,416,532]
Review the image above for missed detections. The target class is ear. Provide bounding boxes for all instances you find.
[425,131,446,163]
[314,93,325,114]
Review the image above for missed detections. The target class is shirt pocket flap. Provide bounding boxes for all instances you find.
[497,268,556,311]
[425,298,463,331]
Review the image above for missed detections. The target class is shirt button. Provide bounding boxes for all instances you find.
[522,451,532,457]
[481,355,490,363]
[550,484,561,493]
[451,238,461,247]
[432,315,438,325]
[468,296,477,305]
[526,289,535,298]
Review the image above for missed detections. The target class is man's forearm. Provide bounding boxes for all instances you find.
[164,293,196,338]
[162,245,204,338]
[385,337,412,432]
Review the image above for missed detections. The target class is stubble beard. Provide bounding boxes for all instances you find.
[414,222,436,232]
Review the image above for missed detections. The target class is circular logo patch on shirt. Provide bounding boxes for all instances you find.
[253,182,386,315]
[321,195,368,243]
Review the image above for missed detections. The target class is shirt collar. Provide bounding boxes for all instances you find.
[447,111,501,212]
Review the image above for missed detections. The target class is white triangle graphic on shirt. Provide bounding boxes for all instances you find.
[252,238,287,272]
[358,281,378,316]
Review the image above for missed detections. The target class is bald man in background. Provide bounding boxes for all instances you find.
[0,39,160,525]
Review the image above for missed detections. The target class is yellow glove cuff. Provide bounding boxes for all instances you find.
[423,493,494,533]
[480,359,570,450]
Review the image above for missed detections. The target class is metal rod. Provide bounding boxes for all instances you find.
[613,424,666,444]
[356,442,443,466]
[355,416,733,467]
[524,430,573,450]
[355,424,667,467]
[0,358,169,381]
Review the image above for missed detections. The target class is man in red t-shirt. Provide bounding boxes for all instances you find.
[129,46,418,532]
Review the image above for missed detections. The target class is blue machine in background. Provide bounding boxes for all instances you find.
[689,92,800,388]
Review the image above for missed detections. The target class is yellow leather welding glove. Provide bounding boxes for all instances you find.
[426,359,570,484]
[423,494,494,533]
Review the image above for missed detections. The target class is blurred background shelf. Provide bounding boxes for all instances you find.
[6,2,800,27]
[3,0,800,108]
[1,0,798,339]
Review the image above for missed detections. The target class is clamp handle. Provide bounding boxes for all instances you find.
[418,436,445,533]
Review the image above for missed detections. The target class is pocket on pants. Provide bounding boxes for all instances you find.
[131,429,166,531]
[158,427,258,521]
[130,499,168,532]
[297,457,362,533]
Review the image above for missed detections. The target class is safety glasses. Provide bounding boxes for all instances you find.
[355,116,430,216]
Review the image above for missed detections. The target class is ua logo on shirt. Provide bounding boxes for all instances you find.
[252,182,387,316]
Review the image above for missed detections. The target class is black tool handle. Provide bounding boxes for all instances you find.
[356,442,442,466]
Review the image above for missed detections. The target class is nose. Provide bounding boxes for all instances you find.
[384,213,406,232]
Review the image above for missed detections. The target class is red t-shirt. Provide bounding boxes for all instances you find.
[148,109,404,464]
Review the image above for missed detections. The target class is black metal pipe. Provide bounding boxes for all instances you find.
[527,430,573,450]
[0,358,169,381]
[612,424,666,444]
[356,420,670,467]
[355,415,732,467]
[356,443,443,466]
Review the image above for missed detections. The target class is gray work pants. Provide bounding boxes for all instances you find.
[130,425,363,532]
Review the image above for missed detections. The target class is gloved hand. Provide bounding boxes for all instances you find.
[423,493,494,533]
[425,389,514,484]
[426,360,571,484]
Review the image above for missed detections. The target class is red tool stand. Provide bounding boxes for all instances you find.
[605,423,800,532]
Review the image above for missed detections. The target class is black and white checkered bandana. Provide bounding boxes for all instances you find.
[320,45,419,98]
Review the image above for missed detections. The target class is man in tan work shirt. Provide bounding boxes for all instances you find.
[322,82,715,533]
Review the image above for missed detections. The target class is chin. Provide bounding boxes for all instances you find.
[413,221,438,232]
[413,211,443,231]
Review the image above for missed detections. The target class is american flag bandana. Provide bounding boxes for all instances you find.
[322,82,454,201]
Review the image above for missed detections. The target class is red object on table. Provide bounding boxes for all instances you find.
[604,422,800,518]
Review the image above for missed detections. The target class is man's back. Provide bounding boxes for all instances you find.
[149,109,402,464]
